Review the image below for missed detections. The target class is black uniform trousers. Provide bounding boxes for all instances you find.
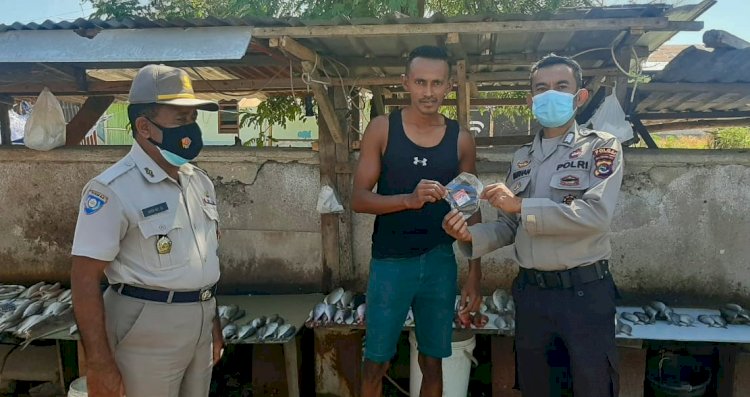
[512,270,620,396]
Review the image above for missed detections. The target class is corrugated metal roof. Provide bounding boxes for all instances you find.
[0,2,712,101]
[635,44,750,114]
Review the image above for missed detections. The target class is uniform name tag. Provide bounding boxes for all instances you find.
[142,202,169,218]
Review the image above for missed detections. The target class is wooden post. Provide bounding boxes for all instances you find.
[318,97,339,290]
[491,336,521,397]
[65,96,114,145]
[314,328,364,397]
[371,86,386,117]
[332,88,355,285]
[456,59,470,129]
[0,103,11,145]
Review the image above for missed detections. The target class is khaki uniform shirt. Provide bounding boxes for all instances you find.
[72,143,220,290]
[459,123,624,271]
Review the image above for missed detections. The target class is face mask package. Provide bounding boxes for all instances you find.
[444,172,484,219]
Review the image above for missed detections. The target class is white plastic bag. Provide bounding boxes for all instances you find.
[585,91,634,143]
[316,185,343,214]
[24,88,66,151]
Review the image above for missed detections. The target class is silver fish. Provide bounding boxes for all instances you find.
[504,315,515,331]
[712,315,728,328]
[220,317,230,329]
[324,287,345,305]
[237,324,257,340]
[19,282,45,299]
[725,303,744,313]
[222,323,237,340]
[323,304,337,324]
[334,309,346,324]
[620,312,642,325]
[634,312,652,324]
[56,289,72,303]
[615,318,632,336]
[356,303,366,324]
[340,290,355,308]
[650,301,668,314]
[275,323,293,339]
[42,302,64,316]
[698,315,718,327]
[18,309,76,349]
[345,311,356,325]
[218,305,239,320]
[23,300,44,318]
[494,315,508,330]
[39,282,61,293]
[40,288,63,301]
[69,324,78,335]
[643,305,658,322]
[250,316,267,328]
[312,303,327,324]
[261,322,279,340]
[279,325,296,339]
[506,299,515,314]
[677,314,695,327]
[493,289,510,313]
[0,285,25,300]
[16,314,46,335]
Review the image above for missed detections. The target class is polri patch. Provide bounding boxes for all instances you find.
[84,190,108,215]
[142,202,169,218]
[593,147,618,179]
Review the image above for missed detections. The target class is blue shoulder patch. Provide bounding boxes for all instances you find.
[84,190,109,215]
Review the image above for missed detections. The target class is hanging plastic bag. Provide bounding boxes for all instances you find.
[585,89,634,143]
[317,185,344,214]
[444,172,483,219]
[24,87,66,151]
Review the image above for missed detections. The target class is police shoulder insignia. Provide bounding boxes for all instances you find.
[84,190,108,215]
[563,132,575,144]
[593,147,618,179]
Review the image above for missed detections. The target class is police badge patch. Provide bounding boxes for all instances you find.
[593,147,618,179]
[84,190,108,215]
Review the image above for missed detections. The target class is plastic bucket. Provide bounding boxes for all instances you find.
[409,330,477,397]
[68,377,88,397]
[646,354,711,397]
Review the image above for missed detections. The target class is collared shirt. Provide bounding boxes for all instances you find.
[72,143,220,290]
[459,123,624,271]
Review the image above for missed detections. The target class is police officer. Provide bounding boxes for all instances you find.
[443,54,623,396]
[71,64,223,397]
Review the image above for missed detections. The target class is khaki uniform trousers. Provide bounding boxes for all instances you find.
[103,287,216,397]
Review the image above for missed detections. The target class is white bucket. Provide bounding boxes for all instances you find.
[409,330,477,397]
[68,377,88,397]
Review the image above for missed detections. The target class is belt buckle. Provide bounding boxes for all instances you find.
[199,287,213,301]
[535,273,546,288]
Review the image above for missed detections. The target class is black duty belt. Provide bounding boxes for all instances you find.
[520,260,609,289]
[111,283,217,303]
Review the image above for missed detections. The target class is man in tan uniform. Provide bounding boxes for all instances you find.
[443,54,623,396]
[71,65,223,397]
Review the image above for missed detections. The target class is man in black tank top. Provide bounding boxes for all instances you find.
[352,46,481,397]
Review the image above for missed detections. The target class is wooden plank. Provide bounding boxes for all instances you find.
[318,102,339,290]
[384,98,526,107]
[491,336,521,397]
[639,83,750,95]
[446,32,465,59]
[283,339,301,397]
[0,69,623,96]
[716,345,739,397]
[0,103,10,145]
[475,135,535,146]
[253,344,290,397]
[251,18,701,38]
[371,86,386,117]
[645,118,750,132]
[703,29,750,50]
[637,110,750,120]
[456,60,470,129]
[333,88,354,285]
[65,96,114,145]
[269,36,320,66]
[314,328,364,397]
[618,346,647,397]
[630,116,658,149]
[302,61,345,144]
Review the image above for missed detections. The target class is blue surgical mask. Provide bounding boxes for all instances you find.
[158,148,190,166]
[532,90,578,128]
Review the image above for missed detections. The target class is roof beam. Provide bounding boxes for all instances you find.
[252,18,702,38]
[637,110,750,120]
[639,83,750,95]
[65,95,115,145]
[301,60,345,144]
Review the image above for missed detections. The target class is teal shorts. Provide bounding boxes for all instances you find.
[364,243,457,363]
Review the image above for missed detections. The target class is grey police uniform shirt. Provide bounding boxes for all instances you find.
[458,123,624,271]
[71,143,220,290]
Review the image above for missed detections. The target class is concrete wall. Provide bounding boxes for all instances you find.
[1,146,749,304]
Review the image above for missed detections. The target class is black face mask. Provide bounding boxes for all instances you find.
[146,119,204,165]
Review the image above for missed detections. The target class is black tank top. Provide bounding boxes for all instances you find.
[371,109,460,259]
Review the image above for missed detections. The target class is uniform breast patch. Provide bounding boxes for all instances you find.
[142,202,169,218]
[559,175,580,187]
[556,160,589,171]
[593,148,618,179]
[569,148,583,159]
[84,190,108,215]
